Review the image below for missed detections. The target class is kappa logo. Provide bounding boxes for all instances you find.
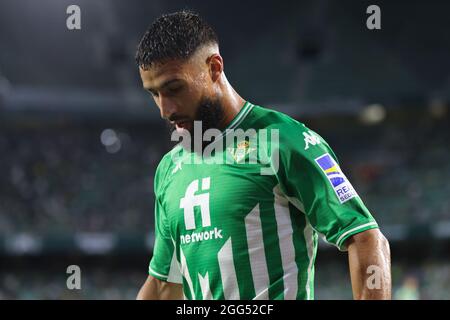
[172,161,182,174]
[303,131,322,150]
[315,153,357,204]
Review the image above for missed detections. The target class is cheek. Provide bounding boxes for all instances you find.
[191,70,213,95]
[180,88,202,113]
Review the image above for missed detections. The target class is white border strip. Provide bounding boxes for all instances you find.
[149,266,168,279]
[336,222,378,248]
[227,101,250,130]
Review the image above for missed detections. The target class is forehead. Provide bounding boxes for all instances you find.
[139,59,197,89]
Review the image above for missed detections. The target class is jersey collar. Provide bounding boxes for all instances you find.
[224,101,253,132]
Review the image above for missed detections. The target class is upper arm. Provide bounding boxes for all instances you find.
[275,122,379,250]
[346,228,390,254]
[346,228,392,299]
[137,275,183,300]
[346,228,391,284]
[138,157,184,300]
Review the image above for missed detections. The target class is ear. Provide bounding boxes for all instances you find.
[207,53,223,82]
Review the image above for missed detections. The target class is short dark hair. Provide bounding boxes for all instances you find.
[135,10,219,70]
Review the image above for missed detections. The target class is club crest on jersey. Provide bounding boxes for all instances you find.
[227,140,255,163]
[315,153,357,204]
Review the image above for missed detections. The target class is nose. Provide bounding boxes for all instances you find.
[157,95,178,120]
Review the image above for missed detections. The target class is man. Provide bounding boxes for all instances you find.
[135,10,391,300]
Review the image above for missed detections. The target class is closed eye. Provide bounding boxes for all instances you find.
[167,85,183,95]
[147,89,158,97]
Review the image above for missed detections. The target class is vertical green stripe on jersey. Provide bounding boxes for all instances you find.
[260,197,285,299]
[291,203,318,300]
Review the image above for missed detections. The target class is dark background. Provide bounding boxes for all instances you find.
[0,0,449,299]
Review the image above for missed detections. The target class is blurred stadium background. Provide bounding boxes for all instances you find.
[1,0,449,299]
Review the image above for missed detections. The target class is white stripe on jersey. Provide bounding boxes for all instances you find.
[218,238,240,299]
[198,272,212,300]
[180,248,195,299]
[167,249,183,284]
[245,204,270,300]
[304,220,315,300]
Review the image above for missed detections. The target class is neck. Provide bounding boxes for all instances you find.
[216,75,246,130]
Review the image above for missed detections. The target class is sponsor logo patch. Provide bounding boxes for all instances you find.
[315,153,357,204]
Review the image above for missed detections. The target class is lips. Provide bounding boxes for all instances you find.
[174,120,190,130]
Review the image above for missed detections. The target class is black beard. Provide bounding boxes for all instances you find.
[196,97,226,133]
[167,97,226,151]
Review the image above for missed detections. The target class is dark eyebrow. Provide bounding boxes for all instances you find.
[144,79,182,93]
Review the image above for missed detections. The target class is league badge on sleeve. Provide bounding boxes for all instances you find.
[315,153,358,204]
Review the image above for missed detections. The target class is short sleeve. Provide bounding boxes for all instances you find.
[148,158,182,283]
[275,121,379,251]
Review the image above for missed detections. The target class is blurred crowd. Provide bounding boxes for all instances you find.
[1,0,449,301]
[0,109,449,300]
[0,124,167,235]
[0,267,144,300]
[1,260,449,299]
[0,111,448,236]
[315,260,450,300]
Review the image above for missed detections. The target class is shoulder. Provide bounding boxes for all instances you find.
[249,104,308,132]
[248,103,324,151]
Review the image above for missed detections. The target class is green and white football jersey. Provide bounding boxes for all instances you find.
[148,101,378,300]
